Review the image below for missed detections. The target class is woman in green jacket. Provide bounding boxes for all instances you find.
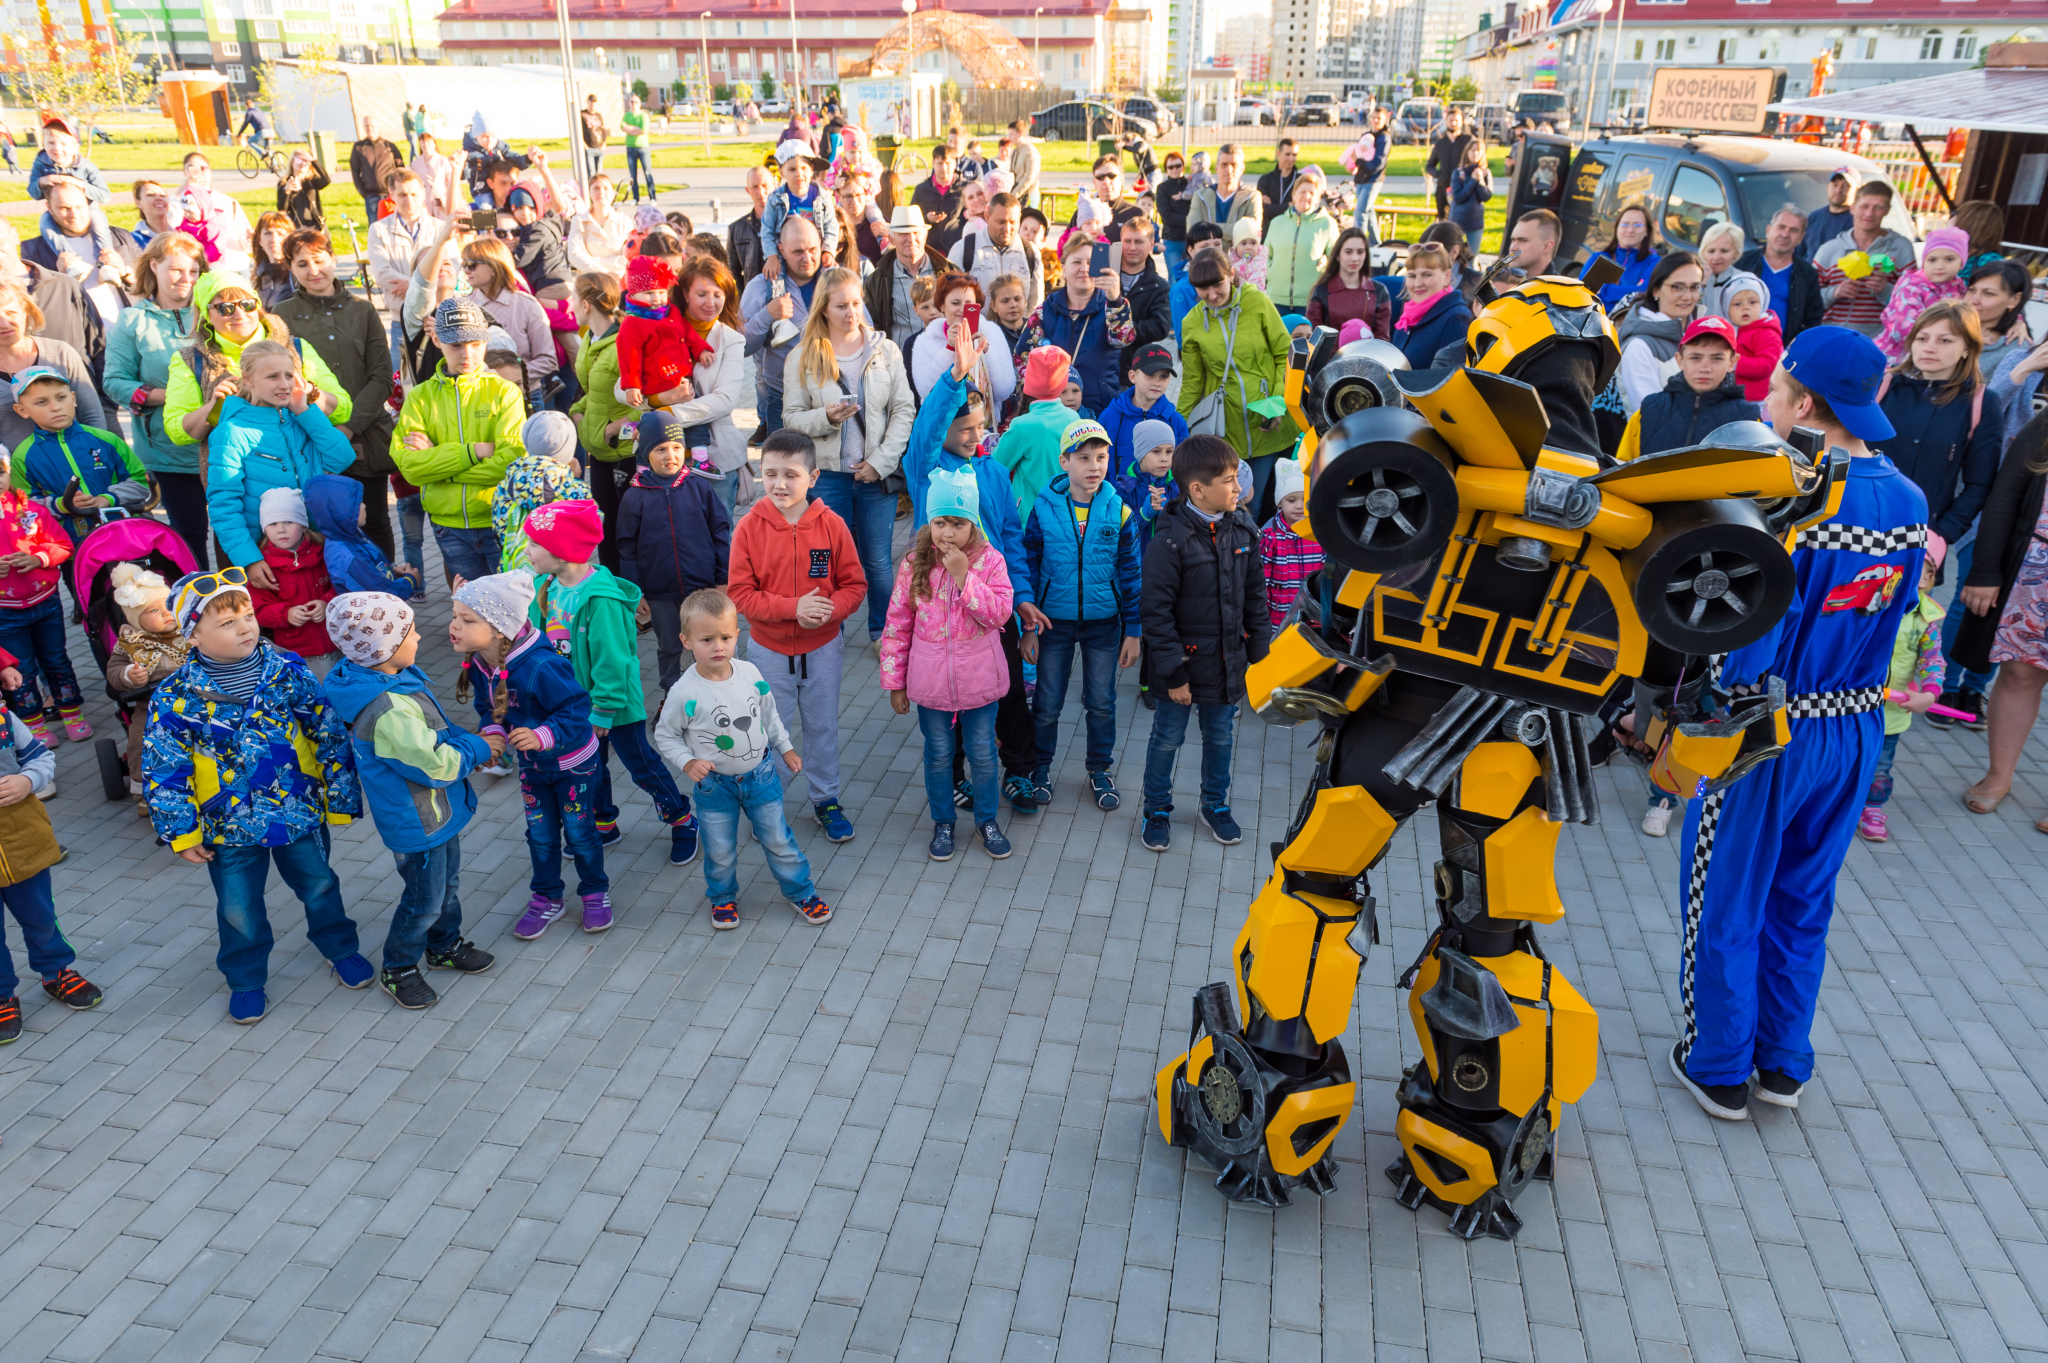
[567,271,637,573]
[166,272,352,454]
[1263,169,1340,315]
[1177,249,1300,519]
[104,231,208,565]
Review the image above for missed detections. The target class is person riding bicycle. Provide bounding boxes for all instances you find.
[238,102,277,153]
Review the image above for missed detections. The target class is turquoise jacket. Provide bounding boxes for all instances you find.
[104,298,199,475]
[205,398,359,570]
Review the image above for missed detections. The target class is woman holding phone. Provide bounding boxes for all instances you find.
[909,274,1015,408]
[1010,231,1135,418]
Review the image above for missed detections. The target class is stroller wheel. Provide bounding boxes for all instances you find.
[96,738,127,802]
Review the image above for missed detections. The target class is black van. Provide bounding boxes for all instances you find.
[1503,132,1917,266]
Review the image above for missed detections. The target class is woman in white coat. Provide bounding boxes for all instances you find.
[783,264,917,641]
[909,273,1015,413]
[566,173,631,277]
[620,254,751,517]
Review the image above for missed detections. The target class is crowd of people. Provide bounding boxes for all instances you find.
[1,105,2045,1105]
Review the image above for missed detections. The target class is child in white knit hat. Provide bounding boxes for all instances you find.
[1258,456,1322,629]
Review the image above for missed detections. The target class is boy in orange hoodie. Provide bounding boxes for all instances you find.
[725,429,867,843]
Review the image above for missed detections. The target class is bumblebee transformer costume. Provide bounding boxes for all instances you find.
[1154,269,1848,1238]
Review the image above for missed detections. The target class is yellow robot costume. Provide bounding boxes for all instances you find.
[1154,269,1846,1237]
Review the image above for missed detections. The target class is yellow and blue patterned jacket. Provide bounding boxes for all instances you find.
[142,640,362,851]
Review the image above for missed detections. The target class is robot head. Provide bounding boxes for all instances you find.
[1463,277,1621,396]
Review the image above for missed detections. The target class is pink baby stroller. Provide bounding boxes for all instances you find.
[71,508,198,801]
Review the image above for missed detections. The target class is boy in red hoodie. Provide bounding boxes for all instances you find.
[725,429,866,844]
[248,488,338,677]
[0,447,78,745]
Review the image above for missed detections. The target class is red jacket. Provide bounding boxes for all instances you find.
[726,497,866,657]
[618,304,708,397]
[1734,312,1784,402]
[0,490,71,609]
[251,538,336,659]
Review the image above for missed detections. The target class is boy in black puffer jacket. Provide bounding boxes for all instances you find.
[1617,316,1760,461]
[617,413,731,691]
[1137,434,1270,853]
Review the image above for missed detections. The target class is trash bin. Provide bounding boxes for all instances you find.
[1098,135,1119,161]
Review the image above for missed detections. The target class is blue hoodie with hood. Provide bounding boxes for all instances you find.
[205,396,358,570]
[1098,385,1188,483]
[321,657,492,853]
[307,474,416,599]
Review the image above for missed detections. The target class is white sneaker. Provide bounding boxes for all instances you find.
[1641,801,1674,837]
[475,758,514,779]
[36,778,55,801]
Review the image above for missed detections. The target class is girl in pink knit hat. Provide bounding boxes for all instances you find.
[1875,225,1972,363]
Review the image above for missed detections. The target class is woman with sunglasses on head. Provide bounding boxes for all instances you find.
[458,235,557,399]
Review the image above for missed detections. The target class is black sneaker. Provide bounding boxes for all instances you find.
[0,995,19,1044]
[1029,769,1053,807]
[1956,688,1989,731]
[1004,774,1039,815]
[1926,689,1964,730]
[425,939,495,974]
[1139,687,1157,711]
[381,966,438,1010]
[953,779,974,809]
[1198,805,1243,845]
[1751,1068,1805,1109]
[1141,812,1171,852]
[1670,1042,1749,1120]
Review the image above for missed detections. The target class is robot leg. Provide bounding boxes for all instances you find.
[1386,740,1600,1241]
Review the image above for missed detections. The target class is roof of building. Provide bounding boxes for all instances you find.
[1770,67,2048,133]
[1550,0,2048,21]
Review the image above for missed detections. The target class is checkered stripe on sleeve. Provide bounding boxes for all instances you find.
[1794,523,1929,556]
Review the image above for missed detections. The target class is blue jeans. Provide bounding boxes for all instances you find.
[0,869,69,996]
[812,471,898,639]
[206,831,360,991]
[432,523,503,586]
[693,755,817,903]
[921,701,999,824]
[625,145,653,200]
[523,758,608,898]
[385,836,463,969]
[596,719,692,827]
[1033,618,1126,774]
[1354,179,1383,243]
[1867,731,1904,807]
[1164,240,1187,285]
[756,384,784,440]
[1942,539,1997,694]
[396,493,426,577]
[0,594,82,722]
[1142,698,1237,816]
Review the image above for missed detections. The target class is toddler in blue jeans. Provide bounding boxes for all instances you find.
[653,588,832,931]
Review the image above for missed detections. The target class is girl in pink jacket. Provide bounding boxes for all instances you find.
[880,465,1016,863]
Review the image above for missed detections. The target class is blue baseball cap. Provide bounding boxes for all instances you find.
[1779,325,1894,443]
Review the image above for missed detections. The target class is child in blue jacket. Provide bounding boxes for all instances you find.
[1022,419,1143,812]
[1098,344,1189,478]
[205,340,359,574]
[451,570,609,941]
[320,593,493,1008]
[7,366,148,545]
[617,413,731,690]
[306,475,417,599]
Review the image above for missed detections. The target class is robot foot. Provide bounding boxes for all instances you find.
[1169,1069,1342,1209]
[1386,1156,1528,1241]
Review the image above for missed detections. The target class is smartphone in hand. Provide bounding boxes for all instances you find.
[962,300,983,334]
[1090,239,1113,276]
[469,208,497,233]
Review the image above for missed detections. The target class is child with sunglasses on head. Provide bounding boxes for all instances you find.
[142,568,368,1025]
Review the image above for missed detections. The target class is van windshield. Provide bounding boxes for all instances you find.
[1736,169,1917,242]
[1517,93,1568,113]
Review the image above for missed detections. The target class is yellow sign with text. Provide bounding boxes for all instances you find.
[1647,67,1774,134]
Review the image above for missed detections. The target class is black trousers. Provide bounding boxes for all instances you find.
[589,458,634,574]
[353,471,395,561]
[156,471,211,570]
[952,618,1038,785]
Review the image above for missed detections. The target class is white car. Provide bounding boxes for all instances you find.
[712,100,734,116]
[673,100,697,117]
[759,97,790,115]
[1234,98,1277,126]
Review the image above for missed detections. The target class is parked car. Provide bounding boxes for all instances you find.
[672,100,698,117]
[1510,90,1570,132]
[1391,98,1442,145]
[759,97,791,116]
[1467,102,1510,142]
[712,100,734,116]
[1505,131,1916,268]
[1288,93,1342,126]
[1028,99,1158,141]
[1119,97,1175,133]
[1234,97,1279,126]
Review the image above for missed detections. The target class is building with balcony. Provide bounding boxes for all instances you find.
[87,0,417,89]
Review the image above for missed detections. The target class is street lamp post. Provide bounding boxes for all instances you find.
[901,0,917,136]
[699,11,713,156]
[1035,6,1043,86]
[1583,0,1613,133]
[1180,0,1195,158]
[553,0,587,203]
[789,0,800,112]
[1606,0,1627,127]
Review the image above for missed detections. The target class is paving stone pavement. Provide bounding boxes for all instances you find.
[3,530,2048,1363]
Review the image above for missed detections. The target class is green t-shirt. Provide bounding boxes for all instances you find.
[621,111,648,148]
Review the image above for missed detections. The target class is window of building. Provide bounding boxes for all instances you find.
[575,20,586,36]
[1717,37,1735,59]
[626,52,640,69]
[1921,33,1942,58]
[1071,50,1084,71]
[1631,37,1643,58]
[1062,18,1071,34]
[1957,35,1978,59]
[653,20,663,36]
[255,19,277,38]
[500,22,510,37]
[657,51,670,68]
[1864,36,1878,57]
[220,39,239,56]
[1654,37,1675,59]
[258,40,281,57]
[734,21,744,36]
[842,20,855,35]
[226,63,244,83]
[737,50,752,69]
[626,20,640,36]
[711,51,725,69]
[602,21,614,36]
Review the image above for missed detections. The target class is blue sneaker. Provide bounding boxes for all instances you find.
[330,953,374,989]
[228,989,267,1024]
[929,822,956,861]
[1030,768,1053,807]
[815,801,855,843]
[1141,812,1172,852]
[669,817,700,867]
[1088,771,1120,811]
[1198,805,1243,845]
[978,820,1011,859]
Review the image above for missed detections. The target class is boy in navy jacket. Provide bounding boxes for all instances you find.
[617,413,731,691]
[1022,419,1143,812]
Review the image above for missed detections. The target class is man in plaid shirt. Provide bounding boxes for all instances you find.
[1810,180,1918,338]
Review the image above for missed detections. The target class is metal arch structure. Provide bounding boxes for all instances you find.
[869,12,1040,89]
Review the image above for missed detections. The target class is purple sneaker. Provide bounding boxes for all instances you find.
[514,894,565,940]
[580,892,615,933]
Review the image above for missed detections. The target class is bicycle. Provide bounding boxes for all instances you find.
[235,140,288,180]
[331,214,377,305]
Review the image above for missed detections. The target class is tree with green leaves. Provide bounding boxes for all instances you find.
[3,19,159,146]
[759,72,776,100]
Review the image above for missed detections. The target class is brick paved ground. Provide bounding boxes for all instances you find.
[2,535,2047,1363]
